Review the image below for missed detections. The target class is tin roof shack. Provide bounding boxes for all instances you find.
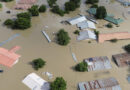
[78,77,121,90]
[77,30,96,41]
[84,56,111,71]
[112,53,130,67]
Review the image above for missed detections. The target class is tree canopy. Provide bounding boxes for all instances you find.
[51,5,64,16]
[95,6,107,19]
[47,0,57,7]
[39,5,46,12]
[17,12,31,20]
[124,44,130,53]
[4,19,14,27]
[86,0,99,4]
[2,0,13,2]
[32,58,46,70]
[50,77,67,90]
[75,61,88,72]
[28,5,39,16]
[57,29,70,45]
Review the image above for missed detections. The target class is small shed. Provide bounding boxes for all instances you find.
[22,73,50,90]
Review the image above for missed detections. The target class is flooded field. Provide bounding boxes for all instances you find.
[0,0,130,90]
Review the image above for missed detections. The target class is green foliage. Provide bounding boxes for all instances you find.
[51,5,64,16]
[13,17,31,29]
[39,5,46,12]
[32,58,46,70]
[28,5,39,16]
[94,29,99,39]
[0,3,2,8]
[110,38,118,43]
[2,0,13,2]
[51,77,67,90]
[17,12,31,20]
[75,61,88,72]
[96,6,107,19]
[47,0,57,7]
[106,23,113,28]
[4,19,14,27]
[57,29,70,45]
[74,30,80,35]
[86,0,99,4]
[124,44,130,53]
[90,4,98,8]
[88,41,91,43]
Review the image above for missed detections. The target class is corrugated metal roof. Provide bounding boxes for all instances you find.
[77,21,96,29]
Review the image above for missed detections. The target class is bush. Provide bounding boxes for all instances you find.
[90,4,98,8]
[17,12,31,20]
[110,39,118,43]
[51,5,64,16]
[57,29,70,45]
[47,0,57,7]
[124,44,130,53]
[94,29,99,39]
[74,30,80,35]
[28,5,39,16]
[13,17,31,29]
[106,23,113,28]
[75,61,88,72]
[96,6,107,19]
[0,3,2,8]
[86,0,99,4]
[4,19,14,27]
[32,58,46,70]
[51,77,67,90]
[2,0,13,2]
[39,5,46,12]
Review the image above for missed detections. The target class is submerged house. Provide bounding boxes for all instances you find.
[77,30,96,41]
[98,32,130,43]
[84,56,111,71]
[22,73,50,90]
[117,0,130,6]
[78,77,121,90]
[112,53,130,67]
[0,46,21,67]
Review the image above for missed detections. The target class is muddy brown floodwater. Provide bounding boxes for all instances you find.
[0,0,130,90]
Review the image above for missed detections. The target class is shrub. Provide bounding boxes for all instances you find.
[28,5,39,16]
[86,0,99,4]
[0,3,2,8]
[4,19,14,27]
[106,23,113,28]
[90,4,98,8]
[110,38,118,43]
[75,61,88,72]
[2,0,13,2]
[47,0,57,7]
[57,29,70,45]
[94,29,99,39]
[50,77,67,90]
[124,44,130,53]
[51,5,64,16]
[39,5,46,12]
[13,17,31,29]
[17,12,31,20]
[74,30,80,35]
[32,58,46,70]
[96,6,107,19]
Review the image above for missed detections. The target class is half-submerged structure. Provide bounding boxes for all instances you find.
[78,77,122,90]
[22,73,50,90]
[84,56,111,71]
[117,0,130,6]
[0,46,21,67]
[112,53,130,67]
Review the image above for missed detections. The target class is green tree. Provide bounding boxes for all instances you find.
[124,44,130,53]
[106,23,113,28]
[2,0,13,2]
[86,0,99,4]
[47,0,57,7]
[90,4,98,8]
[14,17,31,29]
[4,19,14,27]
[96,6,107,19]
[57,29,70,45]
[28,5,39,16]
[51,5,64,16]
[32,58,46,70]
[39,5,46,12]
[51,77,67,90]
[0,3,2,8]
[75,61,88,72]
[65,1,76,13]
[17,12,31,20]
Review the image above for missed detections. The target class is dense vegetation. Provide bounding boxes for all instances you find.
[106,23,113,28]
[124,44,130,53]
[50,77,67,90]
[4,19,14,27]
[47,0,57,7]
[28,5,39,16]
[95,6,107,19]
[75,61,88,72]
[32,58,46,70]
[86,0,99,4]
[39,5,46,12]
[2,0,13,2]
[57,29,70,45]
[17,12,31,20]
[0,3,2,8]
[74,30,80,35]
[51,5,64,16]
[90,4,98,8]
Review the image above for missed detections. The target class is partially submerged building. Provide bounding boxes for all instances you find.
[84,56,111,71]
[99,32,130,43]
[0,46,21,67]
[22,73,50,90]
[117,0,130,6]
[78,77,121,90]
[77,30,96,41]
[112,53,130,67]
